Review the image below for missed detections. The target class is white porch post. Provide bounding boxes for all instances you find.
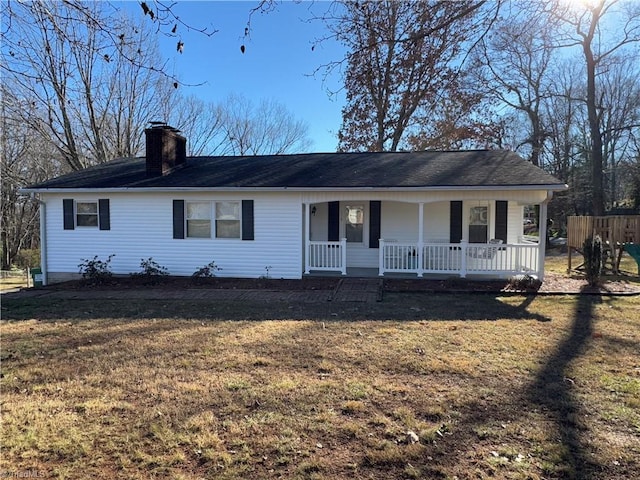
[460,239,468,278]
[379,239,385,276]
[537,198,549,281]
[417,202,424,277]
[304,202,310,274]
[340,237,347,275]
[38,197,47,286]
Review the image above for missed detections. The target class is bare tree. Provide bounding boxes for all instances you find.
[543,61,584,184]
[100,26,172,159]
[159,94,228,156]
[553,0,640,215]
[154,92,312,156]
[0,86,60,269]
[599,57,640,206]
[1,2,170,170]
[219,94,312,155]
[472,9,556,166]
[627,133,640,208]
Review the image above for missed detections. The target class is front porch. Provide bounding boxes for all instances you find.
[304,238,541,279]
[302,197,549,280]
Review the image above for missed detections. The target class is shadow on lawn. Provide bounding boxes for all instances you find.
[409,290,600,478]
[1,291,555,322]
[527,287,600,479]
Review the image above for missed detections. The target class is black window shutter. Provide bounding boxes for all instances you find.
[328,201,340,241]
[63,199,75,230]
[242,200,254,240]
[173,200,185,239]
[495,200,508,243]
[449,201,463,243]
[98,199,110,230]
[369,200,381,248]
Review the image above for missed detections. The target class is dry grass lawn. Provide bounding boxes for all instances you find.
[545,249,639,278]
[1,291,639,479]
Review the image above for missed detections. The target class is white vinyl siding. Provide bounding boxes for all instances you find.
[422,201,450,242]
[381,202,419,243]
[508,202,525,243]
[43,192,302,279]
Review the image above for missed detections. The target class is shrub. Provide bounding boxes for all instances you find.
[78,254,115,285]
[131,257,169,285]
[15,249,41,269]
[583,235,603,286]
[260,265,273,280]
[507,274,542,291]
[191,261,221,283]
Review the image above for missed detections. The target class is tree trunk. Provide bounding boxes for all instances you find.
[585,45,604,215]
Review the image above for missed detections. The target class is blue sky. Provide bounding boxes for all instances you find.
[120,1,346,152]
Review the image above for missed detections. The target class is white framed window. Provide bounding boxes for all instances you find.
[345,205,364,243]
[215,201,240,238]
[76,201,98,227]
[186,202,211,238]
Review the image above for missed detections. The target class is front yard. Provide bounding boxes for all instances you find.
[1,292,639,479]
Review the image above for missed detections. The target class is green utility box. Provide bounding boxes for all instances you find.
[30,267,43,287]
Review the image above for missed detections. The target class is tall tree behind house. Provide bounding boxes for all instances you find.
[327,1,499,152]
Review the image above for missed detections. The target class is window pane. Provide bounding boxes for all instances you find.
[187,220,211,238]
[187,202,211,220]
[77,202,98,214]
[470,206,488,225]
[77,214,98,227]
[216,220,240,238]
[216,202,239,220]
[346,205,363,225]
[345,205,363,243]
[346,224,363,243]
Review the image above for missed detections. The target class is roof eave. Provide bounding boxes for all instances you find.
[20,184,569,194]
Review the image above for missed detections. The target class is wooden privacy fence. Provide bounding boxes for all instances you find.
[0,269,31,289]
[567,215,640,273]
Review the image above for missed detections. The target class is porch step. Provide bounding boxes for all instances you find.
[330,278,383,303]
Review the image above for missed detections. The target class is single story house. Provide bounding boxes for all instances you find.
[22,125,567,285]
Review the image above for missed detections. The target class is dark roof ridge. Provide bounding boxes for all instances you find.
[184,149,500,160]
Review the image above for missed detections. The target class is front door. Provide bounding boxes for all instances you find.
[469,205,488,243]
[345,204,364,243]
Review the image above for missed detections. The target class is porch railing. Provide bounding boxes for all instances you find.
[379,239,540,278]
[306,238,347,275]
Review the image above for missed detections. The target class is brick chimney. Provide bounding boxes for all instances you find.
[145,123,187,176]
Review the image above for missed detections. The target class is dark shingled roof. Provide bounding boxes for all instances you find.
[25,150,566,190]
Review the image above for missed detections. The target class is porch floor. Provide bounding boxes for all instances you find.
[305,268,504,280]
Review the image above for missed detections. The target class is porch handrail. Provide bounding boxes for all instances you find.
[379,239,540,278]
[307,238,347,275]
[379,239,421,276]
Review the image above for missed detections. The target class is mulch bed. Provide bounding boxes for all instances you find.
[49,276,341,292]
[534,272,640,294]
[43,272,640,295]
[384,272,640,295]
